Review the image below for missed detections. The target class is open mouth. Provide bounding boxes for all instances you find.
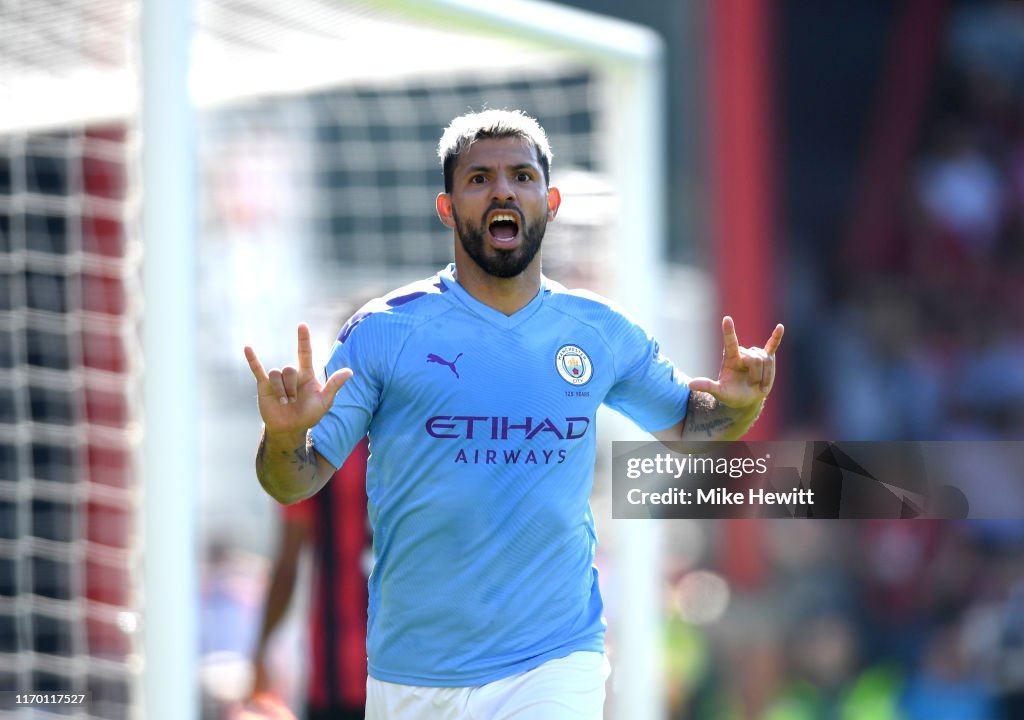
[487,212,520,246]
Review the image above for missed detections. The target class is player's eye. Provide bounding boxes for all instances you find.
[516,172,532,182]
[469,174,486,184]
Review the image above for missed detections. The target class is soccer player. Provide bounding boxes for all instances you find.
[244,109,784,719]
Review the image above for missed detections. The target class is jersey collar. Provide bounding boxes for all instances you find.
[438,263,548,330]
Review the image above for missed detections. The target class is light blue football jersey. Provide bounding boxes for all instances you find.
[311,264,690,686]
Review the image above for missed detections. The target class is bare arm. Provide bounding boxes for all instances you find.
[245,323,351,504]
[255,427,337,505]
[654,316,783,443]
[250,515,311,695]
[681,388,762,440]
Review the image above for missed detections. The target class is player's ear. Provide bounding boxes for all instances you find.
[546,186,561,221]
[436,193,456,229]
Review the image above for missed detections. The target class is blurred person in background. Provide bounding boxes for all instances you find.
[900,620,994,720]
[248,438,371,720]
[199,539,267,718]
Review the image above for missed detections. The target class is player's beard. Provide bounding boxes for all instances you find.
[453,204,546,279]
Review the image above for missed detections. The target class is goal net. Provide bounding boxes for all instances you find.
[2,2,676,718]
[1,4,141,715]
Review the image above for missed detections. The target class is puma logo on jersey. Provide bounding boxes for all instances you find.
[426,352,463,379]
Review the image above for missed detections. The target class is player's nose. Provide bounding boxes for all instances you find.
[491,174,516,202]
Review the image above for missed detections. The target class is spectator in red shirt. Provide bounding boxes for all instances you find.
[250,438,371,720]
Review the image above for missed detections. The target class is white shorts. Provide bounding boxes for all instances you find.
[366,651,609,720]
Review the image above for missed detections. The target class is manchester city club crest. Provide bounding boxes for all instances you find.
[555,344,593,386]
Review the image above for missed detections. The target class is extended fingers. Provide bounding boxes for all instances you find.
[759,322,783,393]
[764,323,785,355]
[297,323,314,370]
[720,317,783,393]
[244,346,270,385]
[321,368,354,405]
[721,316,741,359]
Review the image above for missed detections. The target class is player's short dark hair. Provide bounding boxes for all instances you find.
[438,109,553,193]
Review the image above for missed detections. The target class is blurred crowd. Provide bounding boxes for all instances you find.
[824,2,1024,442]
[659,518,1024,719]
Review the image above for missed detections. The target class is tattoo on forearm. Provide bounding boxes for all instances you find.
[683,389,762,440]
[688,415,735,438]
[255,428,316,484]
[289,447,309,471]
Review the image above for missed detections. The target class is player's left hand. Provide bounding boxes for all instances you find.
[687,316,784,410]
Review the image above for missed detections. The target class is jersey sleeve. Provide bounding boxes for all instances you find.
[602,310,691,433]
[310,315,383,469]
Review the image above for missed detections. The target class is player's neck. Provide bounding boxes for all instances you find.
[452,258,541,317]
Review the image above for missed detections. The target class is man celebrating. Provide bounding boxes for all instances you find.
[245,109,783,719]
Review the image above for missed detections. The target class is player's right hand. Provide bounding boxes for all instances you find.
[244,323,352,436]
